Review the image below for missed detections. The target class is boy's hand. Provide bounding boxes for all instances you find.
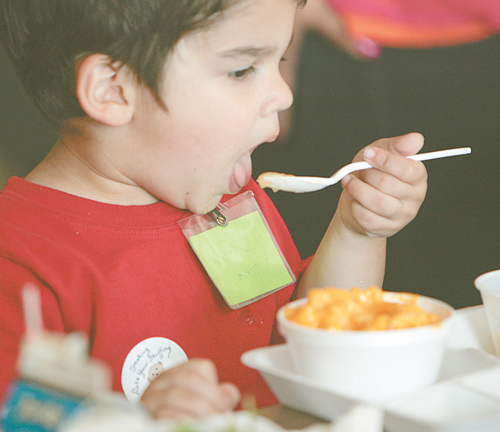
[140,359,241,420]
[338,133,427,238]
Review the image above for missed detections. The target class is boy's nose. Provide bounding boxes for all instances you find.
[260,73,294,117]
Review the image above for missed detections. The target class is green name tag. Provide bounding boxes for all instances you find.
[179,192,295,309]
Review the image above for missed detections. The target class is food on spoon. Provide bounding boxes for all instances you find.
[285,286,441,331]
[256,172,295,193]
[257,171,329,193]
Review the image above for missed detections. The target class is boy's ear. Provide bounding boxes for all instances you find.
[76,54,136,126]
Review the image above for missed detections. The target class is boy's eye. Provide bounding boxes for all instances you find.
[229,65,256,80]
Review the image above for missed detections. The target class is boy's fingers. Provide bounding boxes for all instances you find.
[220,382,242,408]
[381,132,425,156]
[148,359,219,391]
[351,133,424,164]
[141,359,241,419]
[186,358,220,383]
[362,147,427,184]
[182,360,241,408]
[145,387,220,418]
[343,174,401,219]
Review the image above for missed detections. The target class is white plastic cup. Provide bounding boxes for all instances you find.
[475,270,500,356]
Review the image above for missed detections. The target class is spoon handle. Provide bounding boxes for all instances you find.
[408,147,471,162]
[331,147,472,181]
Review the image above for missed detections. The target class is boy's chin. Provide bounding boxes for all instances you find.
[190,193,224,215]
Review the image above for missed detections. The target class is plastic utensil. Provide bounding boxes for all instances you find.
[257,147,471,193]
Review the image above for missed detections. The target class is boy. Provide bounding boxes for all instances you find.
[0,0,427,420]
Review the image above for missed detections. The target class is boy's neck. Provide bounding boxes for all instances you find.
[25,138,159,206]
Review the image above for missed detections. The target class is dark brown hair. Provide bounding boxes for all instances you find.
[0,0,306,127]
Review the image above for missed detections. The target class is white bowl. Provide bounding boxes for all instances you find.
[277,292,455,405]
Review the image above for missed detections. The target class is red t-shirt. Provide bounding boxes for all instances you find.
[0,177,307,407]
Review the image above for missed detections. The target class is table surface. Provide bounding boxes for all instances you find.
[259,405,327,430]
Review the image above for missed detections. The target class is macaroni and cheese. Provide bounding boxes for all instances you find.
[285,286,441,331]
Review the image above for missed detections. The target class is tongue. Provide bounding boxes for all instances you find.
[230,152,252,193]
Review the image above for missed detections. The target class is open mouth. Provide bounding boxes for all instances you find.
[229,150,253,194]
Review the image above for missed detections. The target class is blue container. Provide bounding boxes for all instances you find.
[1,380,85,432]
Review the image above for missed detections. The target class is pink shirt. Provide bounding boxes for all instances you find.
[326,0,500,47]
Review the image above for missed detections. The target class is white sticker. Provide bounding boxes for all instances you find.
[121,337,188,404]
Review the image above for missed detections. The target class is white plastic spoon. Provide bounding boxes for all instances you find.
[257,147,471,193]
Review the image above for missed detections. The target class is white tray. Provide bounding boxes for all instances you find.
[242,306,500,432]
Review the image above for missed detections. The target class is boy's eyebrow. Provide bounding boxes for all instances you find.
[220,46,277,59]
[220,33,296,59]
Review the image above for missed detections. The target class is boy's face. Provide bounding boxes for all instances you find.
[128,0,297,213]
